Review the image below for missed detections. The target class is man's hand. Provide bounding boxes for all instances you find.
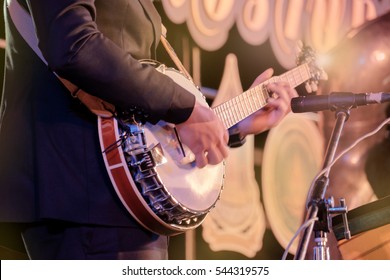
[238,68,299,136]
[175,101,229,168]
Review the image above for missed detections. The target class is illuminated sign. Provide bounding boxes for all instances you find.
[162,0,390,68]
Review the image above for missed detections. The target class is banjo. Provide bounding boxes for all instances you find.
[98,47,325,236]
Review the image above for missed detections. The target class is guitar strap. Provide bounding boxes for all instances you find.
[6,0,191,118]
[159,30,194,83]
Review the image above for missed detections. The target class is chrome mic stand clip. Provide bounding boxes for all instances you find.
[311,197,351,260]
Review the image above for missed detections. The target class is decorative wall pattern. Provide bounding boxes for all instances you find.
[162,0,390,68]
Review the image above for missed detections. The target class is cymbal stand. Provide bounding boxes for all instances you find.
[294,108,351,260]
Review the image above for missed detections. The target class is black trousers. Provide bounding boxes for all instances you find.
[0,221,168,260]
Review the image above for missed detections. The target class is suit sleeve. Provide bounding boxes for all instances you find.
[25,0,195,124]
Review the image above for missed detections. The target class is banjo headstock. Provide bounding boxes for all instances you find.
[296,42,328,93]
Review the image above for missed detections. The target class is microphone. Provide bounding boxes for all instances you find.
[291,92,390,113]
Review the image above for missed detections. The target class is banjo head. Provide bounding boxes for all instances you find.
[144,123,224,212]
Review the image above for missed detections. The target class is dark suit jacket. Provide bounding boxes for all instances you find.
[0,0,195,227]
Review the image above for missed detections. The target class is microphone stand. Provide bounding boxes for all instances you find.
[294,108,351,260]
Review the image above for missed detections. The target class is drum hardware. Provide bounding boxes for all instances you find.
[330,198,351,240]
[332,195,390,241]
[332,195,390,259]
[294,106,353,260]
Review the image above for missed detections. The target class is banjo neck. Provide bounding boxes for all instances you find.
[212,63,312,129]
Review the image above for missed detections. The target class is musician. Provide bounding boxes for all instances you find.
[0,0,298,259]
